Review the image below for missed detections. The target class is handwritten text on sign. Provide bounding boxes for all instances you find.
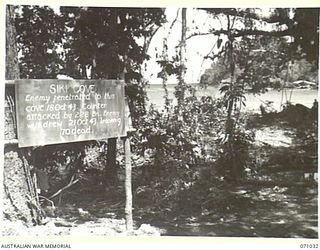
[16,79,126,147]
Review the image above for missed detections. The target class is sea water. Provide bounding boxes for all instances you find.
[146,84,318,112]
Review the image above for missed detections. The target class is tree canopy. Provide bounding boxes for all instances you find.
[15,6,166,81]
[199,8,319,90]
[16,6,64,78]
[60,7,165,80]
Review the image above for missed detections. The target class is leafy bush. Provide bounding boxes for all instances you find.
[130,93,230,204]
[214,112,255,180]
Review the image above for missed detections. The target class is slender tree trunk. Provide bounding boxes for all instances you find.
[226,15,240,181]
[105,138,117,186]
[228,40,237,180]
[105,11,120,187]
[104,71,119,187]
[4,5,43,229]
[176,8,187,110]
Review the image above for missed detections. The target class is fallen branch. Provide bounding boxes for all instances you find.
[49,174,80,200]
[39,195,55,209]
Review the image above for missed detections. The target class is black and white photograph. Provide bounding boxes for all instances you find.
[2,1,319,247]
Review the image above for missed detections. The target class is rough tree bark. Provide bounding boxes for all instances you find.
[5,6,19,80]
[3,5,42,230]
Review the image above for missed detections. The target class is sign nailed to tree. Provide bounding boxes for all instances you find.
[15,79,126,147]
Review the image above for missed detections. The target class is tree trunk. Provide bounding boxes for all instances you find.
[5,6,19,80]
[3,5,43,230]
[226,15,240,181]
[104,11,121,188]
[105,137,118,186]
[176,8,187,110]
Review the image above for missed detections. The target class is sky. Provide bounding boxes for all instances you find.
[143,8,219,84]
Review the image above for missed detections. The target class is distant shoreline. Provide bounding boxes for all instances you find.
[146,83,318,91]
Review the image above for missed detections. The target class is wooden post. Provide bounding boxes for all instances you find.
[123,135,133,231]
[121,54,133,231]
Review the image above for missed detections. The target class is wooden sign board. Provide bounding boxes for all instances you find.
[15,79,126,147]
